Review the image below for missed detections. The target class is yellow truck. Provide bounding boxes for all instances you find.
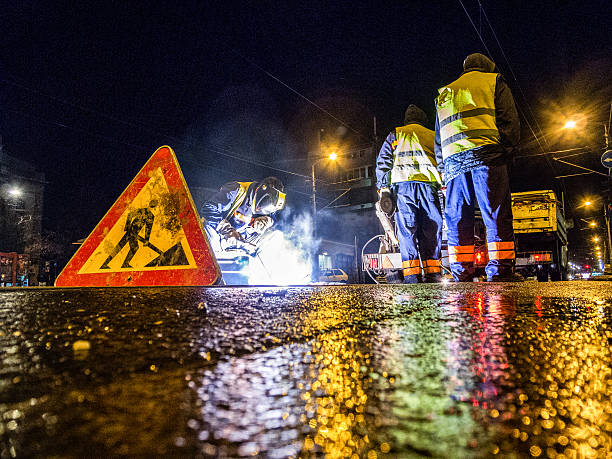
[511,190,568,281]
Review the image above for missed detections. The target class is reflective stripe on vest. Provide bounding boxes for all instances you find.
[448,245,474,263]
[436,72,500,160]
[391,124,441,184]
[487,241,515,260]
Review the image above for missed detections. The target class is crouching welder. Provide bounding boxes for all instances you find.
[376,105,443,284]
[434,53,521,282]
[200,177,286,256]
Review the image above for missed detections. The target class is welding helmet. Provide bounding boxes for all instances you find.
[254,177,286,215]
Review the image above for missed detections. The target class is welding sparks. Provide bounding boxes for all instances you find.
[245,230,311,285]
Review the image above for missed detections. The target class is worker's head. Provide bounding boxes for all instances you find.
[404,104,427,125]
[149,199,158,208]
[463,53,495,72]
[254,177,286,214]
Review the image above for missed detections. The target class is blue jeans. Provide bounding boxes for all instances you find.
[394,181,443,281]
[445,164,515,281]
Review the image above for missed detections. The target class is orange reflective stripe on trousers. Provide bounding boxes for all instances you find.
[448,245,474,263]
[487,241,515,260]
[423,259,441,273]
[402,260,420,276]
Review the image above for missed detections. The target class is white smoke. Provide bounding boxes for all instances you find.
[244,209,317,285]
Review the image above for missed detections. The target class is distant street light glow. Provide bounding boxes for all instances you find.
[584,200,592,206]
[590,221,597,227]
[328,152,338,161]
[563,120,577,129]
[8,188,22,196]
[593,237,600,242]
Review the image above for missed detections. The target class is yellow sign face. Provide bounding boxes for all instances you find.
[78,167,197,274]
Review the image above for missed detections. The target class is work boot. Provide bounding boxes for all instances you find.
[487,272,525,282]
[403,274,420,284]
[423,273,442,283]
[385,270,404,284]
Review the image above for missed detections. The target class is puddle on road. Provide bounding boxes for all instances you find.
[1,285,611,457]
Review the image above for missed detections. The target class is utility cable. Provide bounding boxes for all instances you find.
[213,38,366,140]
[458,0,572,208]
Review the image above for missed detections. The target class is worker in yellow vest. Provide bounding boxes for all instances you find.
[201,177,286,255]
[434,53,521,282]
[376,105,443,283]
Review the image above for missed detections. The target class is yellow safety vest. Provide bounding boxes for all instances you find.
[436,71,500,160]
[391,124,441,184]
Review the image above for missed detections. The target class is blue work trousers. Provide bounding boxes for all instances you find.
[394,181,443,282]
[445,164,515,281]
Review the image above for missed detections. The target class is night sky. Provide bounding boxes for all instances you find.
[1,1,611,260]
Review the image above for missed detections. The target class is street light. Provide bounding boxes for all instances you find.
[8,188,22,197]
[563,120,577,129]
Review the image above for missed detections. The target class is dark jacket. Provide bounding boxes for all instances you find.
[434,70,520,182]
[201,181,259,233]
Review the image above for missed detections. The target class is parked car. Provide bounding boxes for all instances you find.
[319,268,348,283]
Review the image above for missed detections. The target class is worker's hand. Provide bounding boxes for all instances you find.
[217,220,244,242]
[441,186,447,197]
[251,216,273,233]
[224,228,244,242]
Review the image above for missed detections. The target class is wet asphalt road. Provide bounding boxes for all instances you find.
[1,282,611,458]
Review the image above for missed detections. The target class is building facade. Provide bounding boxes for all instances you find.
[0,145,45,285]
[313,143,381,282]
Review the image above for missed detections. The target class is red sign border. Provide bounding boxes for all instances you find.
[55,146,221,286]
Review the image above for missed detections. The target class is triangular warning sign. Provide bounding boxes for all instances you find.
[55,146,221,286]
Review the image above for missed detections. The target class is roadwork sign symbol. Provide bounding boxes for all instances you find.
[55,146,220,286]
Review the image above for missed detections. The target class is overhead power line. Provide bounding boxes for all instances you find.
[457,0,572,207]
[212,38,367,140]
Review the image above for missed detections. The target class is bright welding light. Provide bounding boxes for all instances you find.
[441,277,450,285]
[563,120,576,129]
[8,188,22,196]
[245,230,311,285]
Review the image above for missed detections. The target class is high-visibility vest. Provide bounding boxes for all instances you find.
[436,71,500,160]
[390,124,441,184]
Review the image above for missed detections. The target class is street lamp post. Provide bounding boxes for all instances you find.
[606,204,612,269]
[311,152,337,241]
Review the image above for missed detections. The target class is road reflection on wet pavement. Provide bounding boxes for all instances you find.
[1,283,611,457]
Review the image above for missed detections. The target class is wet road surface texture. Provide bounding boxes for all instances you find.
[1,282,611,458]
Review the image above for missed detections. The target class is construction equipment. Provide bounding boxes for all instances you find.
[511,190,568,281]
[362,191,453,283]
